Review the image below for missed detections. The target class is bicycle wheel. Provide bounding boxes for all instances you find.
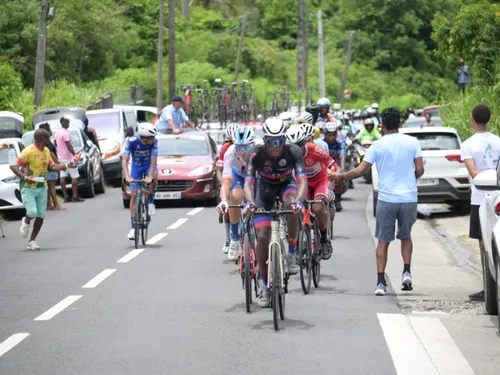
[312,225,321,288]
[299,224,312,295]
[244,228,252,313]
[134,193,141,249]
[279,244,286,321]
[271,244,280,331]
[140,194,149,245]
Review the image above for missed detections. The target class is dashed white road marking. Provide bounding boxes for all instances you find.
[167,218,188,230]
[34,295,82,321]
[0,333,30,358]
[187,207,204,216]
[117,248,145,263]
[82,269,117,289]
[146,232,168,245]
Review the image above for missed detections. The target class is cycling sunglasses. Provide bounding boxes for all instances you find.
[235,144,251,152]
[264,137,285,148]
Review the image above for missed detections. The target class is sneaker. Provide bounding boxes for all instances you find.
[402,271,413,291]
[222,241,229,254]
[27,240,40,250]
[287,253,299,275]
[258,280,270,308]
[334,200,343,212]
[228,239,240,261]
[72,196,85,202]
[469,290,485,302]
[148,203,156,216]
[375,283,387,296]
[321,242,332,260]
[127,228,135,240]
[20,217,30,238]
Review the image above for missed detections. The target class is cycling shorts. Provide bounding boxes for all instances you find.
[254,179,297,229]
[307,177,329,200]
[130,164,158,191]
[230,172,245,191]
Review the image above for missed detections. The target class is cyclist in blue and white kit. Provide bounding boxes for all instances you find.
[121,122,159,239]
[324,122,347,212]
[217,126,255,260]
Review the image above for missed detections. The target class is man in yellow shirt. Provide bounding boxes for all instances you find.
[10,129,75,250]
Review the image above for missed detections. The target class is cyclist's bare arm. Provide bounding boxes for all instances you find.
[122,155,131,181]
[148,156,157,179]
[244,150,258,205]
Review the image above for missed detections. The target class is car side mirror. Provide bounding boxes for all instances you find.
[473,170,499,191]
[125,126,134,137]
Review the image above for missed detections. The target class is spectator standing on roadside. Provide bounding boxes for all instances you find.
[423,113,435,127]
[38,123,65,211]
[457,59,469,95]
[156,96,195,134]
[83,117,101,153]
[10,129,76,250]
[54,117,85,203]
[331,108,424,296]
[460,104,500,302]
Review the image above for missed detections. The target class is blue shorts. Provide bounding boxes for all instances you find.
[230,172,245,191]
[130,164,158,191]
[46,171,59,181]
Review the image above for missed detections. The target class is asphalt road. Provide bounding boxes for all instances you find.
[0,183,495,374]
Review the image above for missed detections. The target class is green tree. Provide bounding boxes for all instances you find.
[0,62,23,110]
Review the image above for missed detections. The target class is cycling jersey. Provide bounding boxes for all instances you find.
[217,142,231,168]
[356,129,381,142]
[123,136,158,167]
[327,135,348,161]
[303,143,335,182]
[314,138,329,152]
[222,144,247,190]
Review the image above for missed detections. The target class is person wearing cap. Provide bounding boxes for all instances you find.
[156,96,195,135]
[457,59,469,94]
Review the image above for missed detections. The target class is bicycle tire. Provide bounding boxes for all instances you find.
[312,225,321,288]
[141,194,149,246]
[299,224,312,295]
[271,244,280,331]
[134,193,141,249]
[279,244,286,321]
[244,229,252,313]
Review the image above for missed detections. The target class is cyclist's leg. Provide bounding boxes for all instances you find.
[128,165,148,238]
[311,177,332,259]
[227,172,245,260]
[280,180,300,275]
[147,166,158,215]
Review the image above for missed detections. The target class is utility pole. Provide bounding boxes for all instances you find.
[182,0,189,20]
[168,0,176,100]
[234,12,249,82]
[304,4,309,105]
[337,31,355,104]
[156,0,165,112]
[34,0,50,107]
[296,0,306,94]
[317,11,326,98]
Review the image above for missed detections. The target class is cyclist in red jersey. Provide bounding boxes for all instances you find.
[286,124,337,259]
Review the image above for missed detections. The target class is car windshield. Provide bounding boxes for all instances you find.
[0,148,14,164]
[158,136,208,156]
[407,132,460,150]
[206,131,226,145]
[0,117,18,130]
[86,112,121,138]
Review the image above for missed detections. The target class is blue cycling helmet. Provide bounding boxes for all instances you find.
[232,126,255,146]
[317,97,331,106]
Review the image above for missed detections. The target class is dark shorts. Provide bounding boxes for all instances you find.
[375,200,417,243]
[469,205,482,240]
[254,179,297,229]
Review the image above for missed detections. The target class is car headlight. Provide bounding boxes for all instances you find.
[2,175,20,184]
[103,142,122,159]
[188,165,213,177]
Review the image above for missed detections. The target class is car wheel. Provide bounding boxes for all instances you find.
[95,164,106,194]
[483,243,498,315]
[80,168,96,198]
[123,198,130,209]
[372,191,378,218]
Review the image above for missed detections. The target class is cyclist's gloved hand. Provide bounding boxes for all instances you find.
[243,202,256,215]
[216,200,228,214]
[291,201,304,214]
[329,190,336,201]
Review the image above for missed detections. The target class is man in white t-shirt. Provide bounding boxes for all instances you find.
[461,104,500,302]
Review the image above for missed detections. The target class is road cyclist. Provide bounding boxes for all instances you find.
[121,122,158,240]
[243,117,308,308]
[323,122,348,212]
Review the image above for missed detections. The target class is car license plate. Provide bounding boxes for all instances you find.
[155,192,181,200]
[418,178,438,186]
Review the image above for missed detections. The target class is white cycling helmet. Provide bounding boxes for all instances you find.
[232,126,255,146]
[324,122,337,133]
[279,112,295,127]
[136,122,158,137]
[371,103,379,109]
[286,126,306,144]
[262,117,287,137]
[301,122,315,139]
[298,111,313,124]
[226,123,239,140]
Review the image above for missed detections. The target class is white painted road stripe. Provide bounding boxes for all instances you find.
[146,232,168,245]
[187,207,204,216]
[117,248,145,263]
[34,295,82,321]
[167,218,188,230]
[377,313,438,375]
[0,333,30,358]
[82,269,117,289]
[409,315,475,375]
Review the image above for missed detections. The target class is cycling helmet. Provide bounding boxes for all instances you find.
[298,111,313,124]
[301,122,315,139]
[286,126,306,144]
[324,122,338,133]
[279,112,295,127]
[262,117,287,137]
[371,103,379,110]
[226,123,239,140]
[364,118,375,126]
[136,122,158,137]
[313,127,321,139]
[317,97,331,106]
[232,126,255,146]
[367,106,375,114]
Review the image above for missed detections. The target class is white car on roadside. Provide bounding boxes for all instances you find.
[0,138,25,213]
[372,127,471,216]
[472,168,500,328]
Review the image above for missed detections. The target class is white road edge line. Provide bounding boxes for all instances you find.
[117,248,145,263]
[34,295,82,321]
[167,218,188,230]
[187,207,204,216]
[146,232,168,245]
[0,333,30,358]
[82,269,117,289]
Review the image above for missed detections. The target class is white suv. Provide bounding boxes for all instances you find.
[372,127,470,216]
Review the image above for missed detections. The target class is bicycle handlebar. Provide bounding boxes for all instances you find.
[252,209,295,216]
[130,180,149,184]
[304,199,328,214]
[227,204,245,208]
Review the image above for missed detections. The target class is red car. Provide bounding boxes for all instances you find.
[122,130,219,207]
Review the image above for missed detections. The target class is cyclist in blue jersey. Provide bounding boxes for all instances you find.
[122,123,159,239]
[324,122,347,211]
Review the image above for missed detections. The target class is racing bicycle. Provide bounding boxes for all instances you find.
[130,180,152,249]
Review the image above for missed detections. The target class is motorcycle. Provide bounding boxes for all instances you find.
[353,139,374,184]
